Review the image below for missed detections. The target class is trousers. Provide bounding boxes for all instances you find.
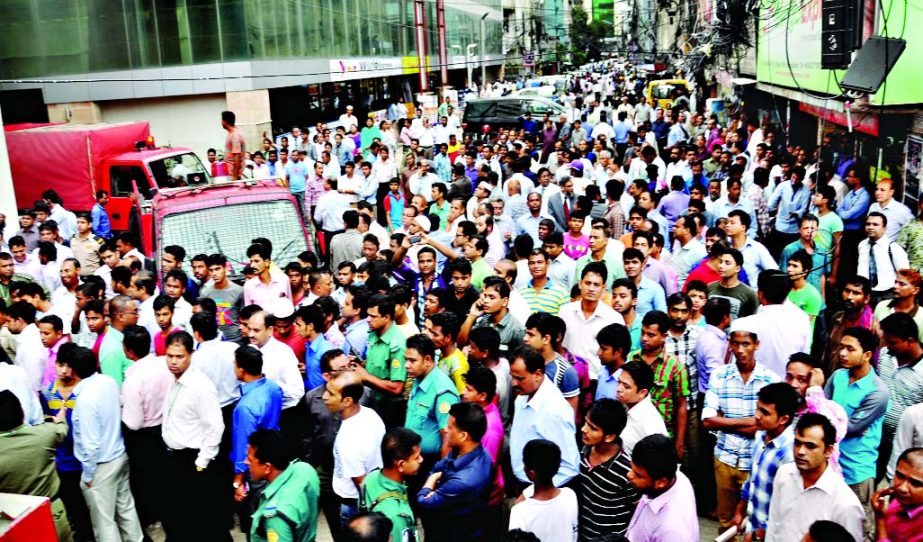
[80,453,143,542]
[714,457,750,532]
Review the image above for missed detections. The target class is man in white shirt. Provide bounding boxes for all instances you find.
[869,178,913,242]
[326,371,386,519]
[338,106,358,132]
[859,211,910,303]
[44,190,78,241]
[7,300,46,390]
[67,343,144,541]
[0,361,43,425]
[730,271,810,377]
[560,262,625,377]
[245,310,306,452]
[764,413,864,542]
[315,178,352,257]
[409,159,440,203]
[617,360,669,457]
[191,311,242,416]
[160,331,227,541]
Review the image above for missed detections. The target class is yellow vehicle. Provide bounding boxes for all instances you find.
[645,79,693,110]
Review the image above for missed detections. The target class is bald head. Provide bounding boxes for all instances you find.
[345,512,392,542]
[898,447,923,471]
[246,310,275,347]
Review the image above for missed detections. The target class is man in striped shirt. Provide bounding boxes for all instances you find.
[524,312,580,419]
[578,398,640,540]
[520,249,570,315]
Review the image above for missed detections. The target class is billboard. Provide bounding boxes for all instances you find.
[756,0,920,106]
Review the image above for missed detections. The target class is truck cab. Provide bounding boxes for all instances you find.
[105,148,210,230]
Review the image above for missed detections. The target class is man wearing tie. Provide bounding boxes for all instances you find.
[858,212,909,307]
[547,178,577,232]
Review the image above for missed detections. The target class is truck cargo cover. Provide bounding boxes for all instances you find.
[7,121,150,210]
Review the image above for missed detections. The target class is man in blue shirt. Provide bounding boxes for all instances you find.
[825,326,889,533]
[768,164,812,258]
[294,305,332,389]
[91,190,111,239]
[231,346,283,533]
[68,343,144,541]
[417,402,494,541]
[836,167,872,283]
[509,346,580,489]
[285,151,310,221]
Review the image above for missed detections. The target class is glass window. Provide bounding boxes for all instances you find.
[110,166,153,200]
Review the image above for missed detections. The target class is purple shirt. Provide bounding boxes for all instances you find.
[884,498,923,542]
[657,190,690,226]
[626,471,700,542]
[482,401,506,503]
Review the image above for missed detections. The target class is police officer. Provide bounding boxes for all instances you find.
[355,294,408,428]
[403,334,460,465]
[247,429,321,542]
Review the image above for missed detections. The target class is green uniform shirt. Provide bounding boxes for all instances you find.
[406,367,459,455]
[0,273,35,306]
[0,421,71,540]
[251,461,321,542]
[365,323,407,403]
[360,469,417,542]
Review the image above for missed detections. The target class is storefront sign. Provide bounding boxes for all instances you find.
[330,58,403,82]
[757,0,920,106]
[798,102,879,137]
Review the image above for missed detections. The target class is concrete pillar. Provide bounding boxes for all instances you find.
[47,102,103,124]
[225,90,272,151]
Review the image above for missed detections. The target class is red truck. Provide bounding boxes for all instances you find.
[6,122,311,268]
[6,121,210,232]
[149,180,311,279]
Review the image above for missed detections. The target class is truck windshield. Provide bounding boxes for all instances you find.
[160,199,308,280]
[149,152,210,189]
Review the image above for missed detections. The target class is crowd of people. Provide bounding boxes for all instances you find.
[2,67,923,542]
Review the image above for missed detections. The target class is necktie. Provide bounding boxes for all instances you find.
[564,197,570,221]
[869,240,878,288]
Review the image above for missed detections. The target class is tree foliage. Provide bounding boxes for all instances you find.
[568,6,612,66]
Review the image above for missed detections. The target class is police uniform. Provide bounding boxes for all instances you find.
[405,366,459,456]
[364,323,408,427]
[251,461,321,542]
[360,469,417,542]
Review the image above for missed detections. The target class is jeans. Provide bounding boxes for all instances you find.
[339,500,359,529]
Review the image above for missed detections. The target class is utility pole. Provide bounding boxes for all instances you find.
[436,0,449,87]
[414,0,429,91]
[480,12,488,86]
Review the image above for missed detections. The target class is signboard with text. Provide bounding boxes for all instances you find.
[756,0,921,105]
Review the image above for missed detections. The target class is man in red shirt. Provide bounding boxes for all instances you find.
[272,304,306,362]
[684,237,731,291]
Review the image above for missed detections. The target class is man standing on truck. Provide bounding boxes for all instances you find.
[222,110,246,181]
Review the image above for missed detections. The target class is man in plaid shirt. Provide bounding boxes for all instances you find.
[702,325,780,533]
[732,382,799,540]
[627,310,690,461]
